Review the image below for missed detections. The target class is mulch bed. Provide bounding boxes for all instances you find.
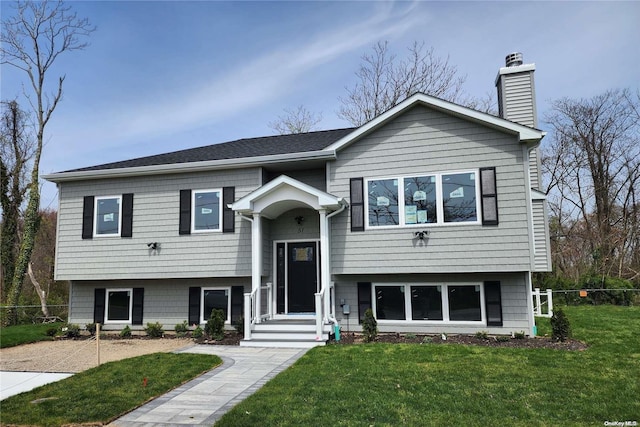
[334,332,588,351]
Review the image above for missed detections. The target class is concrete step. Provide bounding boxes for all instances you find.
[240,338,328,348]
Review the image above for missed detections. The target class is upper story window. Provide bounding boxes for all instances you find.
[192,189,221,232]
[95,196,122,236]
[365,171,480,228]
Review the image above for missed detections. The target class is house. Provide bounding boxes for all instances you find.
[45,52,550,347]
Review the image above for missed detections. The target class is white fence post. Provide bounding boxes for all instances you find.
[546,288,553,317]
[244,293,251,340]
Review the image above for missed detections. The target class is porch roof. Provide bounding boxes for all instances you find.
[231,175,345,219]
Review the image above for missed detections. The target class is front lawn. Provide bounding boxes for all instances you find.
[0,322,60,348]
[216,305,639,426]
[0,353,221,426]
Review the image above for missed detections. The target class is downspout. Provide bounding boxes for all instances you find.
[324,199,347,326]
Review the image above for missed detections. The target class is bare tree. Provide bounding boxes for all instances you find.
[338,41,468,126]
[1,100,35,301]
[1,0,94,324]
[269,105,323,135]
[542,89,640,281]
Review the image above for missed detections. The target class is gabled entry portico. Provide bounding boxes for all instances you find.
[232,175,346,346]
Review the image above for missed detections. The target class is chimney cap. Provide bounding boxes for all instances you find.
[505,52,523,67]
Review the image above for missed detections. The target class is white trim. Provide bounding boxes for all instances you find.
[191,188,222,233]
[371,283,486,324]
[200,286,232,324]
[94,195,122,237]
[364,170,482,229]
[104,288,133,324]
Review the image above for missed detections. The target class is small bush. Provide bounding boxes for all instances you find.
[421,336,433,344]
[192,325,204,339]
[63,323,81,338]
[120,325,132,338]
[362,309,378,343]
[514,330,526,339]
[550,308,571,342]
[496,335,511,342]
[144,322,164,338]
[85,323,96,336]
[46,326,58,337]
[405,333,416,340]
[205,309,225,340]
[174,320,189,337]
[475,330,489,340]
[233,316,244,336]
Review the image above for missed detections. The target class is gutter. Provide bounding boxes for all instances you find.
[43,149,337,183]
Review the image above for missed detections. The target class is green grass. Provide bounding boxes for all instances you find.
[0,322,60,348]
[0,353,221,426]
[216,305,640,426]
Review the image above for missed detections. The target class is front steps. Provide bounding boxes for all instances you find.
[240,319,333,348]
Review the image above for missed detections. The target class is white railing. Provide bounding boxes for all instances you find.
[314,281,338,340]
[244,283,273,341]
[533,288,553,318]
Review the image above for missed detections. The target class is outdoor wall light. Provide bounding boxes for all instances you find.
[414,230,429,240]
[295,216,305,225]
[147,242,158,250]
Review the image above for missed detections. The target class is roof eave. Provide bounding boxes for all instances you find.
[43,149,337,183]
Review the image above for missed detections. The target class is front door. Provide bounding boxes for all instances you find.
[278,241,319,313]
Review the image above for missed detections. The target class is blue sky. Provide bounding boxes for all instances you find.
[1,1,639,209]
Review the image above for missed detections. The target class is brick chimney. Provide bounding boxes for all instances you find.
[495,52,538,128]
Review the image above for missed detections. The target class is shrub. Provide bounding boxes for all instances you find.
[475,330,489,340]
[144,322,164,338]
[405,333,417,340]
[550,308,571,342]
[174,321,189,337]
[205,309,225,340]
[233,316,244,336]
[514,330,526,339]
[120,325,132,338]
[421,336,433,344]
[46,326,58,337]
[496,335,511,342]
[63,323,81,338]
[192,325,204,339]
[362,309,377,343]
[85,323,96,336]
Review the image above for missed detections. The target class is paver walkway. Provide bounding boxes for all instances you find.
[109,345,307,427]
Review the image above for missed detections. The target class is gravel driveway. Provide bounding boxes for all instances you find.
[0,338,194,373]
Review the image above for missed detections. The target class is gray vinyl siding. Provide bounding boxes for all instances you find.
[497,72,537,128]
[271,168,326,192]
[329,105,532,275]
[55,168,260,281]
[529,148,541,190]
[68,278,249,329]
[333,272,531,335]
[532,199,551,271]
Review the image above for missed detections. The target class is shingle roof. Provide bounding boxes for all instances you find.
[65,128,356,172]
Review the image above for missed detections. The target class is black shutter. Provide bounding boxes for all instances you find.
[231,285,244,323]
[188,287,201,325]
[94,288,105,324]
[179,190,192,235]
[350,178,365,232]
[357,282,372,323]
[132,288,144,325]
[480,167,499,225]
[121,193,134,238]
[82,196,94,239]
[485,281,503,326]
[222,187,235,233]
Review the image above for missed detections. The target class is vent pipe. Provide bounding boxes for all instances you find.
[505,52,523,67]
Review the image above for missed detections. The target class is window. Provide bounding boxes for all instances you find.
[200,287,231,324]
[95,196,122,236]
[365,171,480,228]
[105,289,132,323]
[372,283,485,323]
[192,190,221,232]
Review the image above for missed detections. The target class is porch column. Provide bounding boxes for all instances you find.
[319,209,330,322]
[252,213,262,323]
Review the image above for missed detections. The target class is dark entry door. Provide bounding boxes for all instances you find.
[287,241,318,312]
